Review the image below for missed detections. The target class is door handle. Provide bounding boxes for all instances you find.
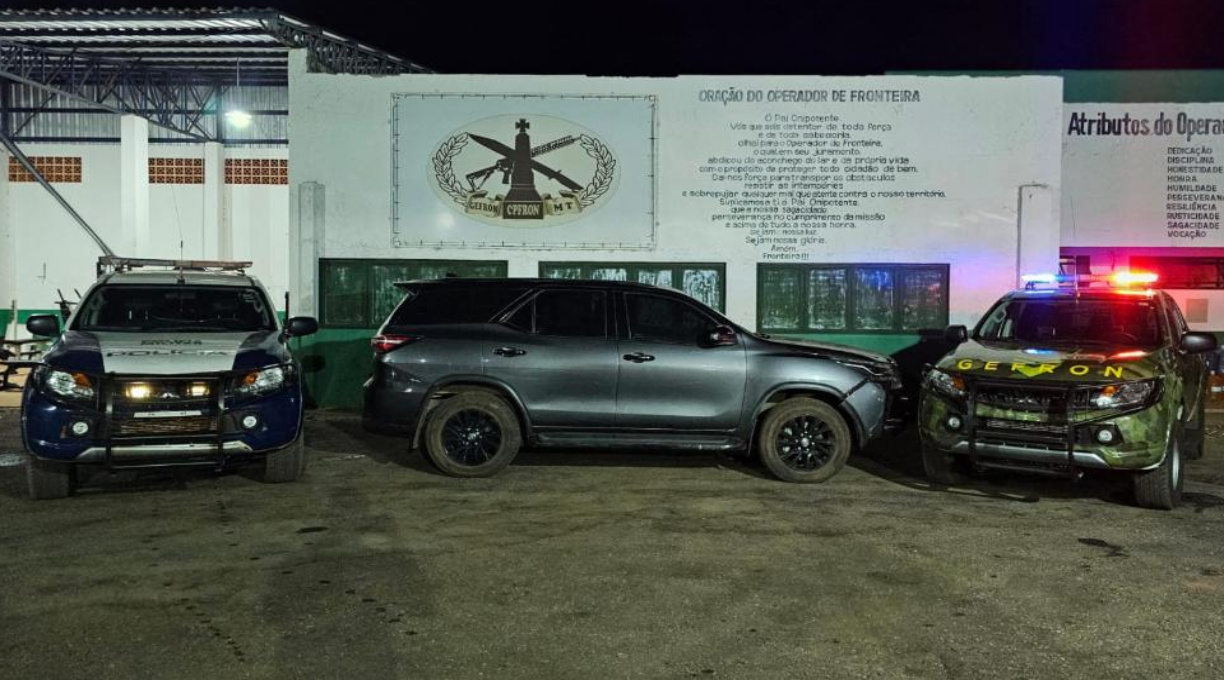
[622,352,655,363]
[493,346,527,357]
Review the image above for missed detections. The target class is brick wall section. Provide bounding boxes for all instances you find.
[148,158,204,184]
[7,156,82,183]
[225,158,287,185]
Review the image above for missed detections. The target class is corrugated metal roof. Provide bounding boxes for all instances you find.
[0,8,427,144]
[0,7,431,82]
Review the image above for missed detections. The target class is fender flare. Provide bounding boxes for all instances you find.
[411,375,533,449]
[744,381,868,450]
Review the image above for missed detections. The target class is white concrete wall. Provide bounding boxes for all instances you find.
[288,51,1064,331]
[0,142,289,314]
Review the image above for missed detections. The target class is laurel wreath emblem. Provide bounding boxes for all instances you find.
[431,131,615,209]
[433,133,470,204]
[577,135,615,207]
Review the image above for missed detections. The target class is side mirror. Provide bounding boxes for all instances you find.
[1180,331,1218,354]
[285,316,319,337]
[26,314,61,338]
[944,325,968,344]
[703,325,739,347]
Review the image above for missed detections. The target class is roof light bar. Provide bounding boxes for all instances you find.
[1021,270,1158,290]
[97,256,252,275]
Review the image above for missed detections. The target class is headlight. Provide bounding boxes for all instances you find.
[925,368,966,399]
[45,369,95,401]
[235,365,287,397]
[1086,379,1157,410]
[836,358,903,389]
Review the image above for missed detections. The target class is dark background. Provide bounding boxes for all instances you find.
[6,0,1224,75]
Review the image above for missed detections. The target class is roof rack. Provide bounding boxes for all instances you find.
[97,256,253,277]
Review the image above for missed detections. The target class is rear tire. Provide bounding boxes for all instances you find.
[1133,434,1183,510]
[26,455,72,500]
[261,438,307,483]
[921,443,968,485]
[756,398,852,483]
[423,392,521,478]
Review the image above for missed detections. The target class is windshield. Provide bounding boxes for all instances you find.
[73,285,276,333]
[976,296,1165,348]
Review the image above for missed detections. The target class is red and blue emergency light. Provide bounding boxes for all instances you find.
[1021,270,1158,290]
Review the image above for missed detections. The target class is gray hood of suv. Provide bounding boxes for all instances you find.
[758,335,895,366]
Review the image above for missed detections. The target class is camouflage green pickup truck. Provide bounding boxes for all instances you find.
[919,274,1217,509]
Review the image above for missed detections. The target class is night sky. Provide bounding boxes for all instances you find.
[8,0,1224,75]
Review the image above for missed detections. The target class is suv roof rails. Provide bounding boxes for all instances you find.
[97,256,253,278]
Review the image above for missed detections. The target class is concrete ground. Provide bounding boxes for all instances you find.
[1,409,1223,680]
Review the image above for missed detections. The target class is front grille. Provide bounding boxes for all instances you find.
[977,385,1064,412]
[978,418,1069,446]
[981,418,1067,435]
[113,415,216,437]
[108,377,221,439]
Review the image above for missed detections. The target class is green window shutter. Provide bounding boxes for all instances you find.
[635,267,673,288]
[542,265,583,279]
[415,262,457,280]
[807,268,848,331]
[370,262,415,326]
[900,268,947,330]
[538,262,725,312]
[853,267,895,331]
[682,268,722,310]
[320,261,369,328]
[467,262,508,278]
[760,267,802,331]
[590,267,628,281]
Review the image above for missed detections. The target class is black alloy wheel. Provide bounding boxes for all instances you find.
[440,409,504,466]
[775,414,838,471]
[757,397,853,483]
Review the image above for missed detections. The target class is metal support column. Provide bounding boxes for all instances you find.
[0,132,115,256]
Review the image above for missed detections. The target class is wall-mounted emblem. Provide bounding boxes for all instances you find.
[429,114,617,227]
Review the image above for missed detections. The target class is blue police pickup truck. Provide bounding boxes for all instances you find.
[20,257,317,499]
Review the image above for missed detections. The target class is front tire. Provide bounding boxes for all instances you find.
[26,455,73,500]
[261,438,307,483]
[1133,434,1184,510]
[423,392,522,478]
[757,398,852,483]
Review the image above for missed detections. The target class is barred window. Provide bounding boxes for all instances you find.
[149,158,204,184]
[319,259,508,328]
[758,263,948,334]
[225,158,287,185]
[539,262,726,311]
[8,156,82,183]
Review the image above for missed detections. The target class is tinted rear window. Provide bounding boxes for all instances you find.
[386,285,528,326]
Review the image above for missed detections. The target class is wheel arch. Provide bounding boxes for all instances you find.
[411,376,532,450]
[747,384,866,452]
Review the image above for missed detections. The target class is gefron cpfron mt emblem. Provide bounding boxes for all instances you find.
[429,114,617,227]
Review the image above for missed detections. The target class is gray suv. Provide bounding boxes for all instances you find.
[363,279,902,482]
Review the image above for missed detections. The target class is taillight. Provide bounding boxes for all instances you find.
[371,334,419,354]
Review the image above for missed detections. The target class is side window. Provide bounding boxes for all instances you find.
[626,294,712,345]
[533,290,607,338]
[503,300,533,332]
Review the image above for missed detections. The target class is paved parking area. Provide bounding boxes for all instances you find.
[2,408,1223,679]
